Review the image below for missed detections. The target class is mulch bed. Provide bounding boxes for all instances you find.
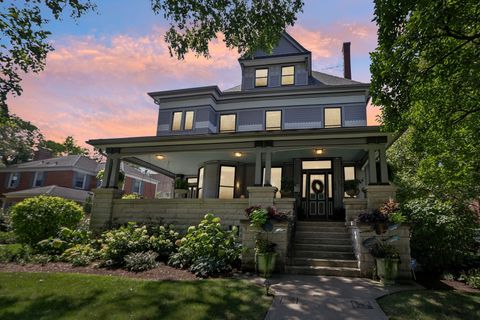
[0,262,197,281]
[441,279,480,293]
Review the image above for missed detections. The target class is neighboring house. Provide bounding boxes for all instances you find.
[88,32,393,219]
[0,155,98,208]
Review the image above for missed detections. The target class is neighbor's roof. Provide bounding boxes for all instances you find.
[96,161,165,183]
[0,155,98,173]
[2,185,91,202]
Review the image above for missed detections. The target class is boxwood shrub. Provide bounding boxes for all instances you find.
[11,196,84,246]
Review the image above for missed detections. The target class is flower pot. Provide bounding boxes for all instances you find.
[374,222,388,235]
[376,258,400,285]
[256,252,277,278]
[174,189,188,198]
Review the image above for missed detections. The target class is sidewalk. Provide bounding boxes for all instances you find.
[264,274,422,320]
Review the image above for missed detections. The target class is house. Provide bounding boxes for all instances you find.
[87,33,408,277]
[0,155,98,208]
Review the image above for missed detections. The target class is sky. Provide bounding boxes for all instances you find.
[8,0,380,148]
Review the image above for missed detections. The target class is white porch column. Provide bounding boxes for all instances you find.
[368,147,378,185]
[108,155,121,188]
[264,147,272,186]
[101,157,112,188]
[254,147,262,186]
[379,145,389,184]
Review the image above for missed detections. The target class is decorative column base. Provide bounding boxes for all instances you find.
[344,198,368,224]
[247,186,277,207]
[364,185,397,210]
[90,188,123,232]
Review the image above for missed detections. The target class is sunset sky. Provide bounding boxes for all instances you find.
[8,0,381,148]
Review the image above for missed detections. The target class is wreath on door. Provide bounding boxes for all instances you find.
[311,179,324,194]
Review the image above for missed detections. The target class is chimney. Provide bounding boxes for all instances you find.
[342,42,351,79]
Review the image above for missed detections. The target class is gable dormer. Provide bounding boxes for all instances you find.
[238,32,312,90]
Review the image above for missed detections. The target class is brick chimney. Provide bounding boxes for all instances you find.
[342,42,351,79]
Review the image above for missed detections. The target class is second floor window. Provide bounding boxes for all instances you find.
[74,173,87,189]
[184,111,195,130]
[7,173,20,188]
[132,179,142,194]
[219,114,236,133]
[33,172,44,187]
[324,107,342,128]
[255,68,268,87]
[265,110,282,131]
[172,112,182,131]
[281,66,295,85]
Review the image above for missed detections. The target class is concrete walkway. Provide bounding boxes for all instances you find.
[264,274,422,320]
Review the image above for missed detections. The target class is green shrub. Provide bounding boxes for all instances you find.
[169,213,242,277]
[122,193,143,199]
[0,231,16,244]
[461,268,480,289]
[100,223,178,267]
[124,251,158,272]
[404,197,479,274]
[10,196,84,246]
[36,227,92,255]
[0,209,12,232]
[61,244,98,267]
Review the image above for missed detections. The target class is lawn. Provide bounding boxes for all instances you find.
[0,272,272,320]
[378,290,480,320]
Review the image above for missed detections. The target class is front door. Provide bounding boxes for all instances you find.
[301,170,334,219]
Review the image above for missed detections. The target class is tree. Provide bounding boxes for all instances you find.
[1,0,96,114]
[2,1,304,112]
[41,136,88,156]
[371,0,480,202]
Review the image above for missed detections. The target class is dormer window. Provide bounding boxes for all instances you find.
[172,112,182,131]
[281,66,295,85]
[255,68,269,87]
[184,111,195,130]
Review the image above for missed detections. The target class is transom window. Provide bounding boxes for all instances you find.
[33,172,44,187]
[255,68,269,87]
[198,167,204,198]
[302,160,332,170]
[281,66,295,85]
[265,110,282,131]
[324,107,342,128]
[74,172,87,189]
[184,111,195,130]
[172,112,182,131]
[219,166,236,199]
[219,114,236,133]
[8,173,20,188]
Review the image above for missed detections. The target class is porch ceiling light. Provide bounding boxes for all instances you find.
[314,148,324,155]
[155,154,165,160]
[234,152,243,158]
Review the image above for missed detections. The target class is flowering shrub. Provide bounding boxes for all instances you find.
[245,206,289,231]
[36,227,92,255]
[124,251,159,272]
[61,244,98,266]
[169,213,242,277]
[357,200,405,224]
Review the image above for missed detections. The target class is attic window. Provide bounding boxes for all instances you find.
[281,66,295,85]
[255,68,268,87]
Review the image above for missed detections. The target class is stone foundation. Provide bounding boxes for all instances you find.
[364,185,397,210]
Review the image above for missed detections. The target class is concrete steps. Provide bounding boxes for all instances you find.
[288,221,360,277]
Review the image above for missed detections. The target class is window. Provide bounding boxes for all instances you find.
[219,166,235,199]
[255,68,268,87]
[265,110,282,131]
[219,114,236,133]
[198,167,204,198]
[263,167,282,198]
[184,111,195,130]
[302,160,332,170]
[324,107,342,128]
[132,179,142,194]
[187,177,198,198]
[33,172,44,187]
[172,112,182,131]
[281,66,295,85]
[7,173,20,188]
[74,173,87,189]
[344,165,357,197]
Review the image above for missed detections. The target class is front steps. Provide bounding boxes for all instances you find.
[286,221,361,277]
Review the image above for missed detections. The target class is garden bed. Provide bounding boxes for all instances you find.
[0,261,197,281]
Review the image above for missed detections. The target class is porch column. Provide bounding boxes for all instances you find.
[264,147,272,186]
[108,155,121,188]
[101,157,112,188]
[379,145,389,184]
[368,147,378,185]
[254,147,262,186]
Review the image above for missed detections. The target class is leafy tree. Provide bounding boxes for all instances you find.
[40,136,88,156]
[371,0,480,202]
[1,0,96,114]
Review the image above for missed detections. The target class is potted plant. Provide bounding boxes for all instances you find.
[174,178,188,198]
[255,238,277,278]
[280,177,294,198]
[366,240,400,285]
[344,179,361,198]
[357,199,404,234]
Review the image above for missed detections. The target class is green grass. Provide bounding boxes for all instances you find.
[0,272,272,320]
[378,290,480,320]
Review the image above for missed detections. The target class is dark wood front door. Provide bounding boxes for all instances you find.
[301,170,334,219]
